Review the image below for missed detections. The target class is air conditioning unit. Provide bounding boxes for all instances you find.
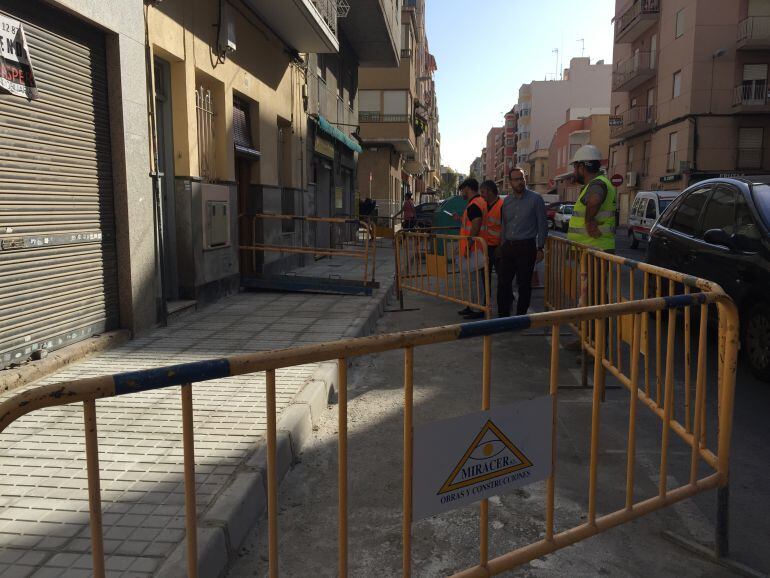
[626,171,639,187]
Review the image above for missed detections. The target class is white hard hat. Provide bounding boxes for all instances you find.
[571,144,604,164]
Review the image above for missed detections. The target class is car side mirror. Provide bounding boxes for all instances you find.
[703,228,733,249]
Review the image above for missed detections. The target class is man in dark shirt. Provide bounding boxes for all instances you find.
[497,167,547,317]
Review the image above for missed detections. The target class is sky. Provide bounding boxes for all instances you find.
[425,0,616,174]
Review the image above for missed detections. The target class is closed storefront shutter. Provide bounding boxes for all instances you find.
[0,1,119,367]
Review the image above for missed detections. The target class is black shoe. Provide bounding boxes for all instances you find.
[463,311,485,320]
[458,307,473,316]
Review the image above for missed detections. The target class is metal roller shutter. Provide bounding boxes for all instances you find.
[0,1,119,368]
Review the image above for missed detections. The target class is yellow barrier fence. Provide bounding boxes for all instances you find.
[395,230,491,318]
[0,262,739,576]
[544,235,737,557]
[238,213,377,293]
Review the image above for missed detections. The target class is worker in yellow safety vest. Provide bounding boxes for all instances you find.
[457,177,487,319]
[567,144,617,253]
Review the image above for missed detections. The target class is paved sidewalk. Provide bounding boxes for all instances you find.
[0,253,394,577]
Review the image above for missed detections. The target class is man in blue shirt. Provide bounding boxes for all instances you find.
[497,167,548,317]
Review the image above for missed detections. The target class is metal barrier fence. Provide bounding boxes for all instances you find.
[395,230,491,318]
[0,288,738,576]
[544,235,736,556]
[239,213,377,294]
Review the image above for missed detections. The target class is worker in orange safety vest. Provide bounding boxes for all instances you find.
[457,177,487,319]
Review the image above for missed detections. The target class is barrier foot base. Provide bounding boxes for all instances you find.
[385,308,421,313]
[661,531,766,578]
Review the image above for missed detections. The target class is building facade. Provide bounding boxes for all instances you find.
[549,113,610,201]
[469,156,483,180]
[516,57,612,192]
[609,0,770,223]
[0,0,401,367]
[502,107,518,193]
[357,0,440,215]
[485,127,504,182]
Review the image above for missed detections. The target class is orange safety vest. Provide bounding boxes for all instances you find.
[460,195,487,256]
[482,197,502,247]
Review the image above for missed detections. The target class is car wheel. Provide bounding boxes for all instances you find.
[743,301,770,382]
[629,230,639,249]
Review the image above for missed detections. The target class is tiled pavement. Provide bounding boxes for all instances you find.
[0,253,395,577]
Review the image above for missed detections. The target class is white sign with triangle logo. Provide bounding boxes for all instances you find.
[412,397,551,520]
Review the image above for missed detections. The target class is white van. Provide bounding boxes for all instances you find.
[628,190,682,249]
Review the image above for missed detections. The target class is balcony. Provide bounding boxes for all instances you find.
[610,105,656,139]
[615,0,660,44]
[733,82,770,112]
[738,17,770,50]
[612,51,656,92]
[244,0,338,52]
[358,112,416,154]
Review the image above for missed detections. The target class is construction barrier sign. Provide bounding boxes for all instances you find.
[412,397,552,520]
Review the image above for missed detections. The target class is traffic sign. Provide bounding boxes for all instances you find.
[611,174,624,186]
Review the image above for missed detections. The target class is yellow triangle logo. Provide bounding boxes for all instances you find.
[438,419,534,495]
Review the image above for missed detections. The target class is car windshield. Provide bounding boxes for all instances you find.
[752,184,770,229]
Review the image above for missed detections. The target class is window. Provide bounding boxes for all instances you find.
[642,141,651,175]
[673,70,682,98]
[667,132,678,172]
[645,199,657,219]
[738,127,763,169]
[733,192,762,251]
[383,90,407,115]
[647,87,655,107]
[675,9,685,38]
[670,187,710,236]
[700,186,736,235]
[359,90,380,113]
[651,34,658,68]
[627,145,635,169]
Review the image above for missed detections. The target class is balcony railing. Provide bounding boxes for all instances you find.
[612,51,656,91]
[733,82,769,107]
[311,0,338,35]
[359,112,411,123]
[610,105,656,139]
[615,0,660,43]
[738,147,763,169]
[738,17,770,48]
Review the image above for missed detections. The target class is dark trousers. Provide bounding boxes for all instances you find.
[497,239,537,316]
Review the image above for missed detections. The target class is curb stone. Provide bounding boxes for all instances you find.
[157,274,396,577]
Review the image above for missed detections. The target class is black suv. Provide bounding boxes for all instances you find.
[647,178,770,381]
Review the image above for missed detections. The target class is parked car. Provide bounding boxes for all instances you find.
[553,203,574,232]
[546,201,566,229]
[628,190,681,249]
[646,178,770,380]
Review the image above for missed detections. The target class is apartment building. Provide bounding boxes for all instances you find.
[469,156,483,180]
[610,0,770,223]
[502,107,519,193]
[549,112,611,201]
[357,0,440,215]
[485,127,504,182]
[516,57,612,193]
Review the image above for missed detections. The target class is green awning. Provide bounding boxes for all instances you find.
[317,115,363,154]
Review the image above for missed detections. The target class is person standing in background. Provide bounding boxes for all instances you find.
[497,167,547,317]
